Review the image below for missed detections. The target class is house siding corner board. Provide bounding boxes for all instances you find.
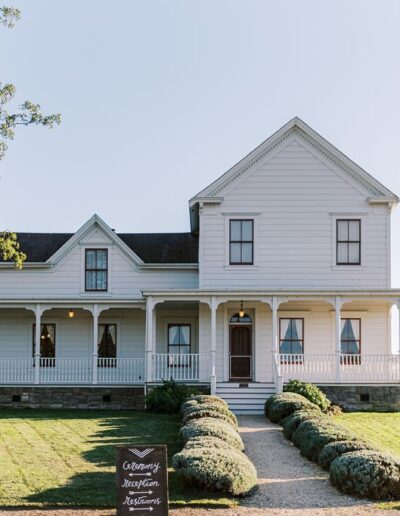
[199,140,389,289]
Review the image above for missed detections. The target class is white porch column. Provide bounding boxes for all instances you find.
[34,304,42,384]
[210,296,217,395]
[145,297,155,382]
[92,304,99,385]
[271,296,281,391]
[335,296,342,383]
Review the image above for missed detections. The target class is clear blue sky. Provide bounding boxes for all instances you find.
[2,1,400,285]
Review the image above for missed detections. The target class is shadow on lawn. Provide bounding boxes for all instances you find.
[24,410,231,509]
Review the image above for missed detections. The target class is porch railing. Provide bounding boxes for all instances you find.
[277,354,400,383]
[97,358,145,384]
[152,353,209,382]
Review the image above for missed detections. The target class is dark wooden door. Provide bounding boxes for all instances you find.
[229,325,252,380]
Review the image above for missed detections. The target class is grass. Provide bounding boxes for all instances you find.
[0,409,235,509]
[334,412,400,459]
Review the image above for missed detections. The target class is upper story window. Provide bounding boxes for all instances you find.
[336,219,361,265]
[229,219,254,265]
[85,249,108,291]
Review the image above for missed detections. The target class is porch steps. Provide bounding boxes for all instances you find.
[216,382,276,415]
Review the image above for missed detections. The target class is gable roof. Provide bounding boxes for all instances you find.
[189,117,399,231]
[12,215,198,266]
[14,232,198,264]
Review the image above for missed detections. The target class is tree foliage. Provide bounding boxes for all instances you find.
[0,6,61,268]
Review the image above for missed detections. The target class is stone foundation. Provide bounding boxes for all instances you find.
[0,386,145,410]
[318,384,400,412]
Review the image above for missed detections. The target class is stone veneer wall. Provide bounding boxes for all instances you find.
[0,387,145,410]
[318,385,400,412]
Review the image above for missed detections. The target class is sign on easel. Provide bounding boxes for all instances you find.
[116,445,169,515]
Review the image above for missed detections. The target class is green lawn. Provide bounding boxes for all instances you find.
[0,409,234,509]
[335,412,400,459]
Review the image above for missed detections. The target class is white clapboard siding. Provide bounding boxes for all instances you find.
[0,227,198,297]
[200,138,389,289]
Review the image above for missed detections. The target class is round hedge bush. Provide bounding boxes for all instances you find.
[182,403,238,427]
[181,395,228,414]
[265,393,319,423]
[318,440,372,470]
[281,407,325,439]
[283,380,331,412]
[292,419,356,462]
[172,446,257,496]
[183,409,238,429]
[180,418,244,451]
[184,436,232,451]
[330,450,400,500]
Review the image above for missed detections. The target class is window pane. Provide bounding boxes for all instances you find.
[241,221,253,242]
[39,324,55,358]
[180,326,190,345]
[179,345,191,355]
[291,340,303,354]
[96,271,107,290]
[96,250,107,269]
[241,243,253,263]
[293,319,303,339]
[168,326,180,345]
[230,243,241,263]
[350,319,360,340]
[230,221,241,241]
[337,220,348,241]
[86,250,96,268]
[279,340,291,354]
[349,221,360,241]
[86,271,96,290]
[98,324,117,358]
[337,243,348,263]
[348,243,360,263]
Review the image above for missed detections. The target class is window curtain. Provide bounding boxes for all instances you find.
[341,319,360,354]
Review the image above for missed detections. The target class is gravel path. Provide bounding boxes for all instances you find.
[1,416,399,515]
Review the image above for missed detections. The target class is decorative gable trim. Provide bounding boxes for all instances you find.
[190,117,398,206]
[47,214,145,266]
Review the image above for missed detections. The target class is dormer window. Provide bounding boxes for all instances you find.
[85,249,108,291]
[229,219,254,265]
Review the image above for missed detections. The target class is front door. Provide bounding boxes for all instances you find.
[229,325,252,380]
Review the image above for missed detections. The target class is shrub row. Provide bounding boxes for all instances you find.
[172,394,258,496]
[265,390,400,500]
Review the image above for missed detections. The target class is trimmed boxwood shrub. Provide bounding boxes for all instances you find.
[183,408,238,429]
[281,407,325,439]
[181,395,228,414]
[146,379,200,414]
[265,392,319,423]
[330,450,400,500]
[293,419,356,462]
[182,403,238,426]
[283,380,331,412]
[180,418,244,451]
[172,446,257,496]
[184,436,232,451]
[318,440,372,470]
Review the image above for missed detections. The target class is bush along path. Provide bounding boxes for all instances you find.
[265,391,400,501]
[172,395,258,496]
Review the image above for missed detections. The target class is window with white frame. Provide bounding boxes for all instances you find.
[85,249,108,291]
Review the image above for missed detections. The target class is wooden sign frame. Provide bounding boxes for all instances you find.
[116,445,169,515]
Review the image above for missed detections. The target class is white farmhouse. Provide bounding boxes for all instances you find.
[2,118,400,413]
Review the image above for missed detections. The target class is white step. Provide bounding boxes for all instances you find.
[216,382,276,415]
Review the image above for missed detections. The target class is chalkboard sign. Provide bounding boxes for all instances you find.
[116,445,169,515]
